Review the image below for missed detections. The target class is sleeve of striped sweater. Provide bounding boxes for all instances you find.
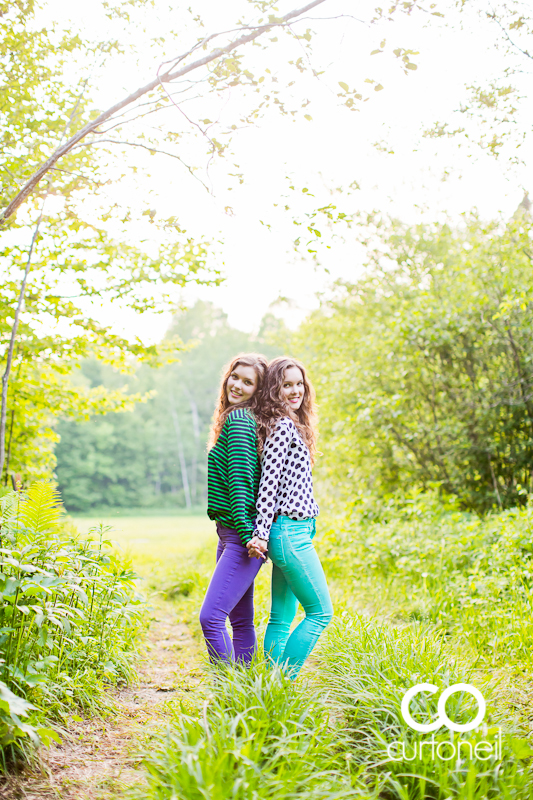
[226,412,258,544]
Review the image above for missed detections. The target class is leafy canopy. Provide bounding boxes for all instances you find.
[299,211,533,512]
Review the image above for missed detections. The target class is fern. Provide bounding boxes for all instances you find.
[0,481,144,770]
[18,481,64,534]
[0,491,20,526]
[0,490,23,542]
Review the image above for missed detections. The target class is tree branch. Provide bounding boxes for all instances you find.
[487,10,533,62]
[94,87,200,135]
[0,0,328,226]
[73,138,209,190]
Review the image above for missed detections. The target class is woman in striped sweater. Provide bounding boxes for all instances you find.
[200,353,268,664]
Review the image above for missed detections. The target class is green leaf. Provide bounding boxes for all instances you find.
[36,727,62,746]
[510,738,533,759]
[0,683,35,717]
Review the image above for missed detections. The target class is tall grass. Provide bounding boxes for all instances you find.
[317,616,533,799]
[139,658,378,800]
[0,482,146,766]
[320,492,533,667]
[136,494,533,799]
[138,615,533,800]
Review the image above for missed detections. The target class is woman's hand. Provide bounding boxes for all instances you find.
[247,535,268,560]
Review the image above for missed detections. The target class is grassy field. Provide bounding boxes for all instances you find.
[71,513,217,577]
[71,512,275,622]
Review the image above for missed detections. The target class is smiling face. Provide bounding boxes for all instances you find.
[281,365,305,411]
[226,364,258,405]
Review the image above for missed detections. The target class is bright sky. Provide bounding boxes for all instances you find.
[40,0,533,339]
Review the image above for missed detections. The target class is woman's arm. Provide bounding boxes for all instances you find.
[226,411,259,545]
[254,418,293,541]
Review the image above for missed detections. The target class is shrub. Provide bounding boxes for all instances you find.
[299,216,533,512]
[0,481,146,766]
[321,493,533,666]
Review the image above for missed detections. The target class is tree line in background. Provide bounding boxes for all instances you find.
[296,207,533,514]
[54,302,285,512]
[52,205,533,516]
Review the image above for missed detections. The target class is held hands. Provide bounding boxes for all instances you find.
[247,535,268,560]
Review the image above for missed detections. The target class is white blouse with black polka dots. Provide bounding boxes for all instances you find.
[254,416,319,541]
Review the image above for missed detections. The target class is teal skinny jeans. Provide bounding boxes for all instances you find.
[264,516,333,679]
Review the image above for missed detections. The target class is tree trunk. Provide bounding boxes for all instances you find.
[1,78,95,477]
[0,221,42,477]
[169,398,192,509]
[185,388,200,505]
[3,409,15,486]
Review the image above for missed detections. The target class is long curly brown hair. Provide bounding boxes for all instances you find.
[255,356,318,463]
[208,353,268,450]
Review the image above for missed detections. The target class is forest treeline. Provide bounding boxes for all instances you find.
[298,211,533,513]
[4,210,533,515]
[50,211,533,515]
[54,303,286,512]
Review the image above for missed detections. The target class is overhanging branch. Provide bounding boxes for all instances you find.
[0,0,328,226]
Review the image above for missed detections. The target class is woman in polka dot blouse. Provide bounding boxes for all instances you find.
[246,356,333,678]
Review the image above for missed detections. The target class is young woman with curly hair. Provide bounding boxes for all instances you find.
[247,356,333,678]
[200,353,268,665]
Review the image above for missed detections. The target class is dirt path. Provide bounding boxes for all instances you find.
[0,600,204,800]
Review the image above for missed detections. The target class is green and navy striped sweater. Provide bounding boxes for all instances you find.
[207,407,260,545]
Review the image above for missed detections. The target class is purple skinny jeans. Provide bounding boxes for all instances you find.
[199,523,263,664]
